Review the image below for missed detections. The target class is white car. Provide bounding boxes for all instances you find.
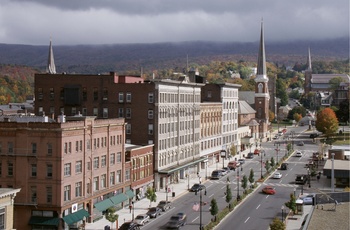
[273,172,282,179]
[134,214,150,226]
[295,151,303,157]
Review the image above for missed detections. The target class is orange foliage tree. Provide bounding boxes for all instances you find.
[315,108,339,136]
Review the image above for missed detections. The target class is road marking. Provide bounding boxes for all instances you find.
[221,185,226,190]
[209,194,214,198]
[192,216,199,222]
[266,195,269,198]
[244,217,250,223]
[256,204,261,209]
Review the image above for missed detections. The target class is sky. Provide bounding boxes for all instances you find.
[0,0,348,46]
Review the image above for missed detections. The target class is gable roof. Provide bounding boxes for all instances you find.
[238,100,256,114]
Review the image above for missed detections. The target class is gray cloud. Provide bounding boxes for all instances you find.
[0,0,348,45]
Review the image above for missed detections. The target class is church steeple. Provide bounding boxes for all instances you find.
[257,20,266,77]
[307,47,312,71]
[46,38,56,74]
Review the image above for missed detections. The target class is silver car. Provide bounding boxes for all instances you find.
[134,214,150,226]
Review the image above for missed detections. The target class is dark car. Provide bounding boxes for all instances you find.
[157,200,172,211]
[146,207,162,218]
[211,170,222,179]
[238,159,245,165]
[297,141,304,146]
[246,152,254,159]
[119,222,140,230]
[280,163,288,170]
[166,213,187,229]
[190,183,205,192]
[310,133,319,138]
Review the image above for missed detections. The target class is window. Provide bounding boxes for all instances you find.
[116,152,121,163]
[38,88,43,100]
[101,155,106,167]
[75,161,82,174]
[110,153,115,165]
[0,142,2,154]
[126,124,131,134]
[148,93,154,103]
[68,142,72,153]
[47,143,53,155]
[148,110,154,119]
[118,92,124,103]
[38,107,43,115]
[82,108,87,116]
[64,142,67,154]
[31,143,37,155]
[93,157,99,169]
[0,208,4,230]
[103,88,108,100]
[75,182,82,197]
[8,142,13,154]
[71,107,76,115]
[64,185,71,201]
[46,187,52,203]
[93,88,98,101]
[31,186,37,203]
[31,164,37,177]
[8,162,13,176]
[101,174,106,188]
[110,172,115,185]
[116,170,121,183]
[47,164,53,178]
[49,106,55,114]
[83,88,87,101]
[126,108,131,119]
[75,141,79,152]
[93,177,99,191]
[118,108,124,118]
[103,108,108,118]
[125,169,130,181]
[126,92,131,102]
[64,163,71,176]
[148,124,154,135]
[79,140,83,151]
[93,108,98,116]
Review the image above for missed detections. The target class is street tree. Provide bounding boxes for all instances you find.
[270,157,275,167]
[248,169,255,187]
[285,193,297,214]
[104,207,119,230]
[265,159,271,172]
[241,175,248,193]
[145,187,157,207]
[293,113,302,124]
[230,144,237,158]
[270,217,286,230]
[335,99,349,123]
[315,108,339,136]
[210,198,219,222]
[225,184,232,207]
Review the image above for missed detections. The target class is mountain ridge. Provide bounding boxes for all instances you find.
[0,37,348,74]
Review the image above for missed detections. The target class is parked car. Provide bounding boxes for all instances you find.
[295,151,303,157]
[273,172,282,179]
[238,159,245,165]
[119,221,140,230]
[134,214,150,226]
[157,200,172,211]
[280,163,288,170]
[273,135,279,140]
[211,170,222,179]
[222,167,231,174]
[262,186,276,195]
[190,183,206,192]
[300,194,315,205]
[146,207,162,218]
[166,213,187,229]
[297,141,304,146]
[310,133,319,138]
[246,152,254,159]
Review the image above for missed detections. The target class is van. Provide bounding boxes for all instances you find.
[211,170,222,179]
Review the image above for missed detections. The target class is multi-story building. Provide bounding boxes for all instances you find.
[0,188,21,230]
[0,114,133,229]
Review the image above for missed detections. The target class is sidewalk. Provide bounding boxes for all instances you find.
[85,149,251,230]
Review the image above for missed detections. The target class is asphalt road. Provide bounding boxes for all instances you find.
[140,125,323,230]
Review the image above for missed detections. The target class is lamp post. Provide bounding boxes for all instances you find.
[237,167,241,201]
[294,188,296,197]
[274,142,280,164]
[307,168,311,188]
[281,206,285,222]
[221,150,226,169]
[132,201,135,221]
[260,150,264,179]
[331,152,335,192]
[196,173,206,230]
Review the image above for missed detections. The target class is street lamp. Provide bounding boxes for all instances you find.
[281,206,285,222]
[294,188,296,197]
[132,201,135,221]
[220,150,226,169]
[331,152,335,192]
[274,142,280,164]
[260,150,264,179]
[307,168,311,188]
[237,167,241,201]
[196,173,206,230]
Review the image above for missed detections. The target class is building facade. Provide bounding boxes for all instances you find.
[0,188,21,230]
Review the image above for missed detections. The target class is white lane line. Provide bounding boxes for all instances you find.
[209,194,214,198]
[256,204,261,209]
[244,217,250,223]
[266,195,270,198]
[192,216,199,222]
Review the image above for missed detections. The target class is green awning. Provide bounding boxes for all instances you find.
[125,190,134,199]
[63,209,89,225]
[28,216,60,226]
[94,198,114,211]
[110,193,128,205]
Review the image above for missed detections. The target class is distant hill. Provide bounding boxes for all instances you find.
[0,37,348,74]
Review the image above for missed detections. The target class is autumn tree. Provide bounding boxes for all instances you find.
[269,110,275,122]
[315,108,339,136]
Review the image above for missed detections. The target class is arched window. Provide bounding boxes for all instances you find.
[258,83,263,93]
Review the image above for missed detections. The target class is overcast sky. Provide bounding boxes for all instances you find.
[0,0,348,45]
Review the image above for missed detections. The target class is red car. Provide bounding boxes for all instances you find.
[262,186,276,195]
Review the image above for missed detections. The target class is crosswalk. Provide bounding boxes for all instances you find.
[207,180,299,188]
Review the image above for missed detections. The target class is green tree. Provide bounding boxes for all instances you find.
[285,193,297,214]
[276,78,289,106]
[230,144,237,158]
[315,108,339,136]
[329,76,345,91]
[241,175,248,193]
[265,159,271,172]
[145,187,157,207]
[269,217,286,230]
[336,99,349,123]
[104,207,119,230]
[270,157,275,167]
[225,184,232,205]
[248,169,255,186]
[210,198,219,221]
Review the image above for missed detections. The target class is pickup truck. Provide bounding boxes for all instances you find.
[295,175,308,185]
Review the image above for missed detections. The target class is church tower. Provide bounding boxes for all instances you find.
[254,21,270,140]
[46,38,56,74]
[304,47,312,94]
